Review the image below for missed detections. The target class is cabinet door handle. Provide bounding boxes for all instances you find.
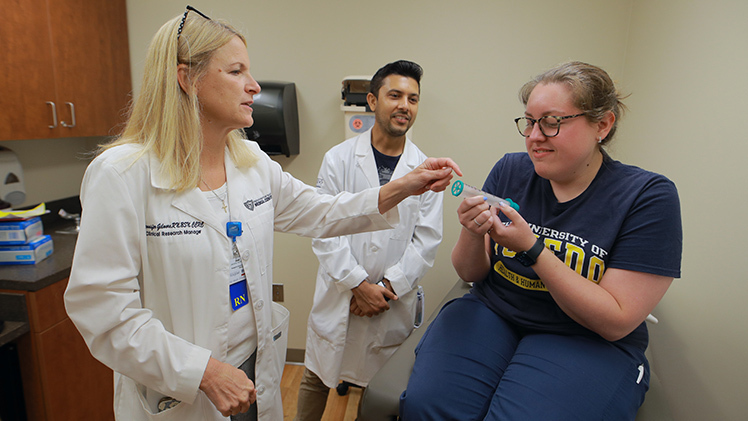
[61,102,76,128]
[47,101,58,129]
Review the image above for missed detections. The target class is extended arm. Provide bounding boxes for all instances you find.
[378,157,461,213]
[271,156,459,239]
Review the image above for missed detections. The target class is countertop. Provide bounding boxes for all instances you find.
[0,227,78,292]
[0,196,81,292]
[0,197,81,346]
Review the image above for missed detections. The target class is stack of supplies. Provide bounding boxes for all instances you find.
[0,204,53,265]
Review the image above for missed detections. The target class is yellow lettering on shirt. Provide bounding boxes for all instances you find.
[494,261,548,291]
[587,256,605,283]
[564,243,584,275]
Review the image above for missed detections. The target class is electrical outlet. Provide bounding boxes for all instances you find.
[272,283,284,302]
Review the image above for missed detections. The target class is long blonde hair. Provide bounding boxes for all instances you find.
[105,12,258,191]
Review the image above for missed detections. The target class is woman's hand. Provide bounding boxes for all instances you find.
[200,357,256,417]
[457,195,495,238]
[412,157,463,194]
[452,199,536,285]
[486,202,537,253]
[379,157,462,213]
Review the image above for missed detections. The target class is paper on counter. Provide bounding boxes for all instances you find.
[0,203,47,220]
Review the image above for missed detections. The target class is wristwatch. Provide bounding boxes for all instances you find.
[515,238,545,267]
[376,280,391,301]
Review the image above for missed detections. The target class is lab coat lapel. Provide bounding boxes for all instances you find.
[224,151,246,224]
[355,130,379,188]
[391,138,419,180]
[149,153,226,237]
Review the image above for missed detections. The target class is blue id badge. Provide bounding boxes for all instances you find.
[229,244,249,311]
[230,280,249,311]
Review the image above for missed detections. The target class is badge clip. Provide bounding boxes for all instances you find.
[227,221,242,241]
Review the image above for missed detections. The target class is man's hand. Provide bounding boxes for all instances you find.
[350,279,397,317]
[200,357,256,417]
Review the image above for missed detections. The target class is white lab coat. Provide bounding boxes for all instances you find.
[304,131,443,388]
[64,141,399,421]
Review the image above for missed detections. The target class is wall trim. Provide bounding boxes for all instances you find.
[285,348,304,364]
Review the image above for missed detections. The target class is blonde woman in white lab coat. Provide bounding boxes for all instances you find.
[63,7,460,421]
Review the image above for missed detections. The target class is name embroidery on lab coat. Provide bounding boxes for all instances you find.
[146,221,204,237]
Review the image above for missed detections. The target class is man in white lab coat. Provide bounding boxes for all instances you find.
[295,60,443,420]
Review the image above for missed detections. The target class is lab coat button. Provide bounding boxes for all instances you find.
[242,250,250,261]
[257,386,265,395]
[255,300,264,310]
[370,245,378,252]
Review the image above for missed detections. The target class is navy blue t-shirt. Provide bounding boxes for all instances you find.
[372,145,401,186]
[471,152,682,350]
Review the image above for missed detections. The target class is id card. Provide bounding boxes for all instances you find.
[230,280,249,311]
[229,244,249,311]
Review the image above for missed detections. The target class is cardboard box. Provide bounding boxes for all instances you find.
[0,216,43,245]
[0,235,53,265]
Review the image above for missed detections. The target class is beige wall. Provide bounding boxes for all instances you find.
[100,0,744,419]
[4,136,98,206]
[618,1,748,420]
[125,0,632,346]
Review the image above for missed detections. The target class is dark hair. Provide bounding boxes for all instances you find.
[369,60,423,97]
[519,61,627,145]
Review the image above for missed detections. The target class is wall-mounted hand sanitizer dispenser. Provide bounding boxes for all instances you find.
[341,76,375,139]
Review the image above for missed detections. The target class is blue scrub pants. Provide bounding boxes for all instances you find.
[399,294,649,421]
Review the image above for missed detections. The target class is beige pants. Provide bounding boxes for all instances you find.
[294,367,330,421]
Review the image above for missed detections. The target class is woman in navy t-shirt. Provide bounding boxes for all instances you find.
[401,62,682,420]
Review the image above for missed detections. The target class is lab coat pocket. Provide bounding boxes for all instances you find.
[378,291,418,347]
[135,383,193,419]
[271,302,290,376]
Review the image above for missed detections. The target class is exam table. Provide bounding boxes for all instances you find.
[358,280,673,421]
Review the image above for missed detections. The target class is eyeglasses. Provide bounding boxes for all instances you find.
[514,113,586,138]
[177,5,211,39]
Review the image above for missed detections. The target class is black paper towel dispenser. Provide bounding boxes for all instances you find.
[244,81,299,157]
